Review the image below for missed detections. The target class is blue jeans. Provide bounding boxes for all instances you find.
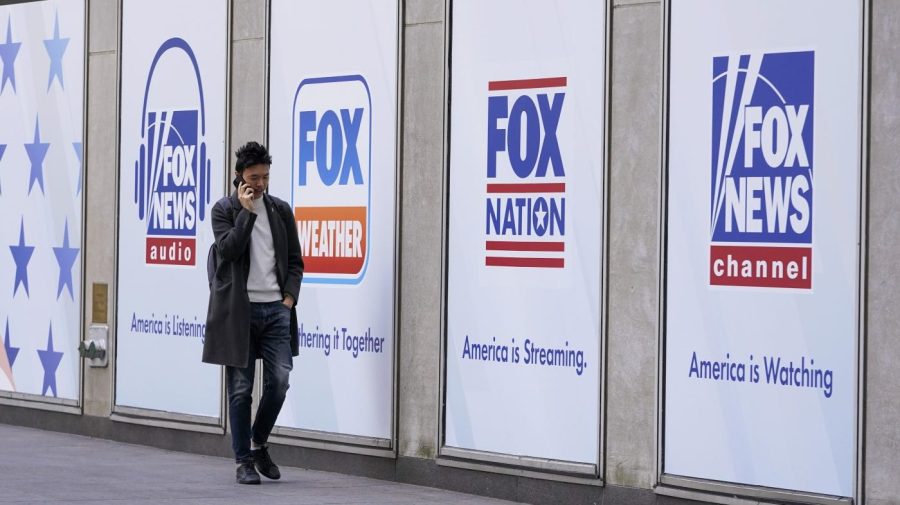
[226,301,293,463]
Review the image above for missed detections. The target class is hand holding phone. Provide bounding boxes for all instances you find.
[235,173,254,210]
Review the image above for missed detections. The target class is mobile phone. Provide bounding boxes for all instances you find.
[233,173,245,189]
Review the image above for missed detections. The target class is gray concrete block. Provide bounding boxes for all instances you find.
[600,484,657,505]
[88,0,118,54]
[83,49,119,417]
[432,466,519,502]
[397,455,440,487]
[85,52,118,264]
[605,0,662,489]
[515,477,603,505]
[865,0,900,503]
[398,19,445,460]
[406,0,444,26]
[228,37,266,165]
[232,0,266,41]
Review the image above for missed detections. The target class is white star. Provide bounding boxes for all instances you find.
[534,209,547,232]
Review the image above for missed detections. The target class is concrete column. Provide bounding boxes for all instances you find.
[865,1,900,503]
[82,0,120,417]
[397,0,445,460]
[229,0,267,164]
[605,0,662,489]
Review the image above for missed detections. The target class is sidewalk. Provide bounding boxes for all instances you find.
[0,424,523,505]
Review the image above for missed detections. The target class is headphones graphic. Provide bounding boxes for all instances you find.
[134,37,211,223]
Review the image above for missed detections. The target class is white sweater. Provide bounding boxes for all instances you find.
[246,197,281,303]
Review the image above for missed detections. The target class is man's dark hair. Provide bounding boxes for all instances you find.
[234,141,272,172]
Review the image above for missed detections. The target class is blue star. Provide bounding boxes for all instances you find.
[53,220,79,300]
[25,117,49,195]
[9,218,34,297]
[0,17,20,94]
[72,142,82,195]
[3,319,18,368]
[0,143,6,194]
[43,12,68,91]
[37,324,63,398]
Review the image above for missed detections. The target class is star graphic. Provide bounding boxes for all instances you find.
[72,142,82,195]
[37,324,63,398]
[43,12,69,91]
[0,143,6,194]
[53,219,80,300]
[25,117,50,195]
[9,218,34,297]
[4,319,18,368]
[533,209,548,233]
[0,17,21,94]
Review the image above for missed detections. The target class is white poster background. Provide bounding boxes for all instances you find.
[665,0,861,496]
[0,1,84,400]
[269,0,398,439]
[446,0,604,464]
[116,0,226,417]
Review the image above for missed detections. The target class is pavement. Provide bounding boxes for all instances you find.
[0,424,523,505]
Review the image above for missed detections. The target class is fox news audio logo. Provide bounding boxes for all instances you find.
[133,38,212,267]
[484,77,567,269]
[709,51,813,289]
[292,75,371,284]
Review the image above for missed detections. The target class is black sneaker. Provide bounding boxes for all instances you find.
[236,461,260,485]
[251,446,281,480]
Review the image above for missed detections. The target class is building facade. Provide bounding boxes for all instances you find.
[0,1,897,504]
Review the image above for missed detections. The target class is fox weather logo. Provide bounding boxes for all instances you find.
[292,75,371,285]
[708,51,814,289]
[133,38,212,267]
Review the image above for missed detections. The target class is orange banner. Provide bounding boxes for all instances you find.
[295,206,367,275]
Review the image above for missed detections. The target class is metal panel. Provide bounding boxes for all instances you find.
[658,475,853,505]
[0,0,89,412]
[109,0,229,430]
[656,1,869,503]
[437,454,604,486]
[110,411,223,435]
[437,0,611,480]
[0,395,80,415]
[439,446,598,477]
[261,0,403,455]
[268,425,394,459]
[854,2,870,503]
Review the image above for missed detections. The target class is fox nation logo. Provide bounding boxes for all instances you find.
[133,38,212,267]
[709,51,813,289]
[292,75,371,284]
[484,77,567,269]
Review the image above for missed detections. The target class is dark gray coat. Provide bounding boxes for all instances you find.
[203,192,303,368]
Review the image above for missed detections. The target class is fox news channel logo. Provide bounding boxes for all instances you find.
[484,77,567,269]
[133,38,212,267]
[709,51,813,289]
[292,75,371,284]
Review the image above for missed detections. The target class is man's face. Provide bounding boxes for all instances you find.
[240,163,270,199]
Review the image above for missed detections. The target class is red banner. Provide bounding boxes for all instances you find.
[709,245,811,289]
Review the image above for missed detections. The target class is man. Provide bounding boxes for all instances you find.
[204,141,303,485]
